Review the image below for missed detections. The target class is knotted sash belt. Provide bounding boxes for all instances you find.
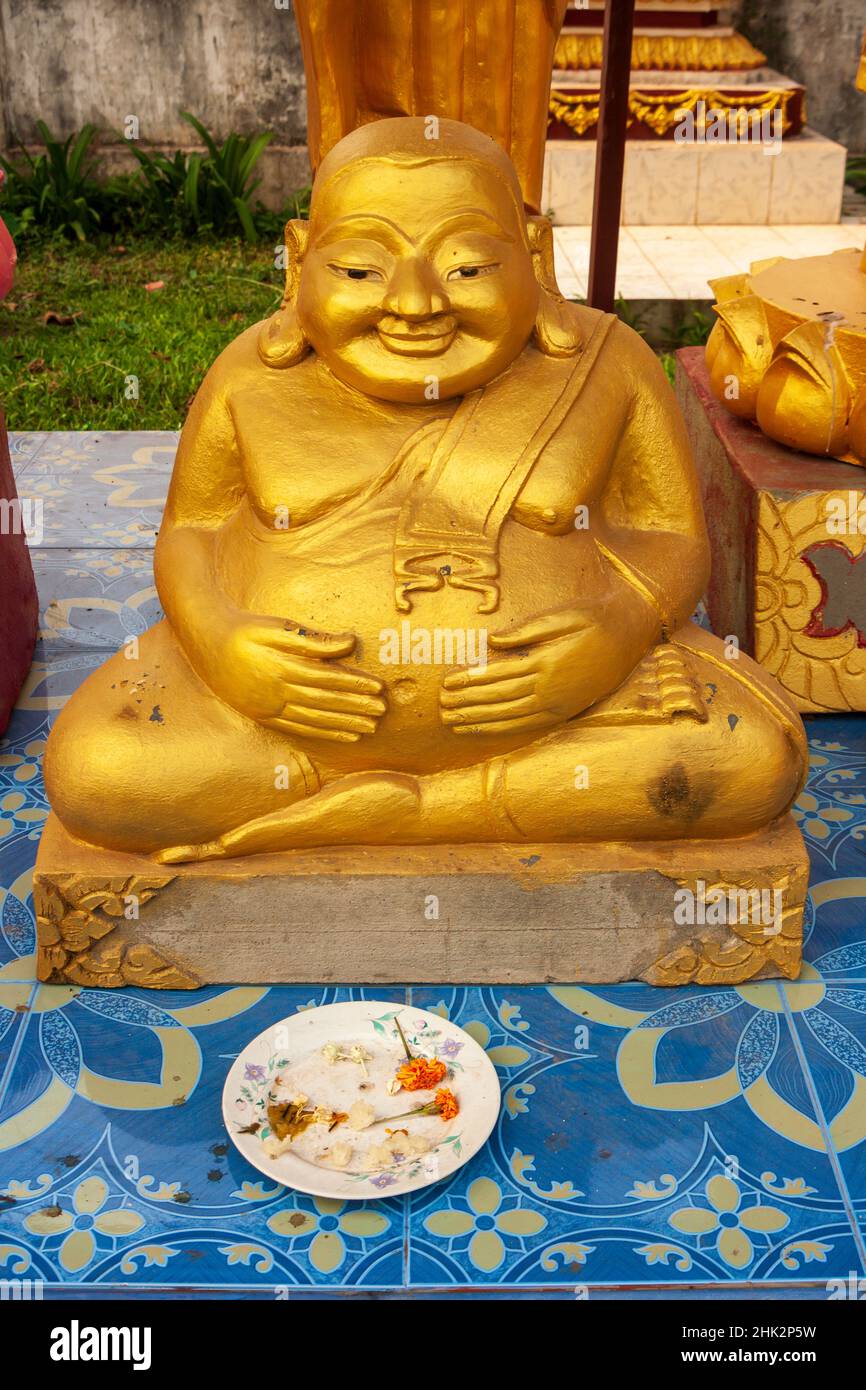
[393,313,616,614]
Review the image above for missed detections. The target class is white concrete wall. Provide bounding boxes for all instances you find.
[0,0,308,144]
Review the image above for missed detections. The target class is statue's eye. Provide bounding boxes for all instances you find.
[446,263,498,282]
[330,264,384,282]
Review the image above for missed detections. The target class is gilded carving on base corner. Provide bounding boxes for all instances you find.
[649,869,806,985]
[35,874,197,989]
[755,492,866,712]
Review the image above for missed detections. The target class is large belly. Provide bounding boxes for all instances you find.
[217,514,591,773]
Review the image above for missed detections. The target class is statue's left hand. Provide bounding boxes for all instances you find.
[439,608,606,736]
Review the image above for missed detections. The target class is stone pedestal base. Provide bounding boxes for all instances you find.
[34,813,808,989]
[676,345,866,712]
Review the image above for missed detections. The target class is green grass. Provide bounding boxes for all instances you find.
[0,238,283,429]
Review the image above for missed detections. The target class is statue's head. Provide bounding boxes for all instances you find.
[259,117,580,401]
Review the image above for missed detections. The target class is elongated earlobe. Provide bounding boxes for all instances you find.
[526,215,582,357]
[258,218,312,367]
[258,304,310,367]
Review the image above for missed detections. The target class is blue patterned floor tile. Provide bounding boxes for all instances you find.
[0,985,408,1289]
[0,717,47,974]
[783,980,866,1257]
[21,431,174,548]
[796,724,866,981]
[9,652,107,728]
[0,982,37,1105]
[7,431,49,478]
[405,983,865,1288]
[804,890,866,984]
[32,549,161,656]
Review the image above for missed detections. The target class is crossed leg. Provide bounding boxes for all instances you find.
[146,624,807,859]
[44,621,327,854]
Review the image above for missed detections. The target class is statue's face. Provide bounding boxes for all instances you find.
[296,157,539,402]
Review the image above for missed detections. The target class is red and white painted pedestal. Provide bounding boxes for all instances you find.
[0,412,38,733]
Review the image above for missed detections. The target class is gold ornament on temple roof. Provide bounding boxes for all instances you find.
[40,0,807,931]
[548,85,798,139]
[553,31,767,74]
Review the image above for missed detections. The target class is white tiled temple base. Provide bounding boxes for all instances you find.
[552,223,866,302]
[544,127,847,226]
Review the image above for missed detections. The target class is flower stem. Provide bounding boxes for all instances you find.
[369,1102,436,1127]
[394,1014,414,1062]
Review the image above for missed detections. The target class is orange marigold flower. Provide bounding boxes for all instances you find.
[434,1088,459,1122]
[396,1057,447,1091]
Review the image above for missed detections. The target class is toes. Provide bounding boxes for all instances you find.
[153,840,224,864]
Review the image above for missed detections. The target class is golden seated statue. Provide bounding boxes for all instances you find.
[34,0,812,990]
[44,115,807,861]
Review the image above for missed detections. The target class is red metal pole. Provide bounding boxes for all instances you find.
[587,0,636,311]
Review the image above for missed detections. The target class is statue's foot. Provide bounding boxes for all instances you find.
[153,771,422,861]
[156,839,226,865]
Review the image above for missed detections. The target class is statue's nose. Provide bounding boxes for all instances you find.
[383,258,450,321]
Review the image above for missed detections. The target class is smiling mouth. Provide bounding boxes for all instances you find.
[377,317,458,356]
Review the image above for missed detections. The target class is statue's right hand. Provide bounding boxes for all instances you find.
[207,613,387,742]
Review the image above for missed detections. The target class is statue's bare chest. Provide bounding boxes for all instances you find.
[230,368,619,534]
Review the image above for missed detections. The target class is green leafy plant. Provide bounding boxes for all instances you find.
[286,184,312,220]
[0,121,105,241]
[671,306,714,349]
[613,296,651,339]
[660,351,677,386]
[129,111,274,241]
[126,146,204,234]
[656,310,714,386]
[1,113,310,245]
[846,155,866,197]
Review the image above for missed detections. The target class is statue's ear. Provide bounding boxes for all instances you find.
[281,217,310,307]
[526,215,582,357]
[258,217,311,368]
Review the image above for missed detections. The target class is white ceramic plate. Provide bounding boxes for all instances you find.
[222,1000,501,1200]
